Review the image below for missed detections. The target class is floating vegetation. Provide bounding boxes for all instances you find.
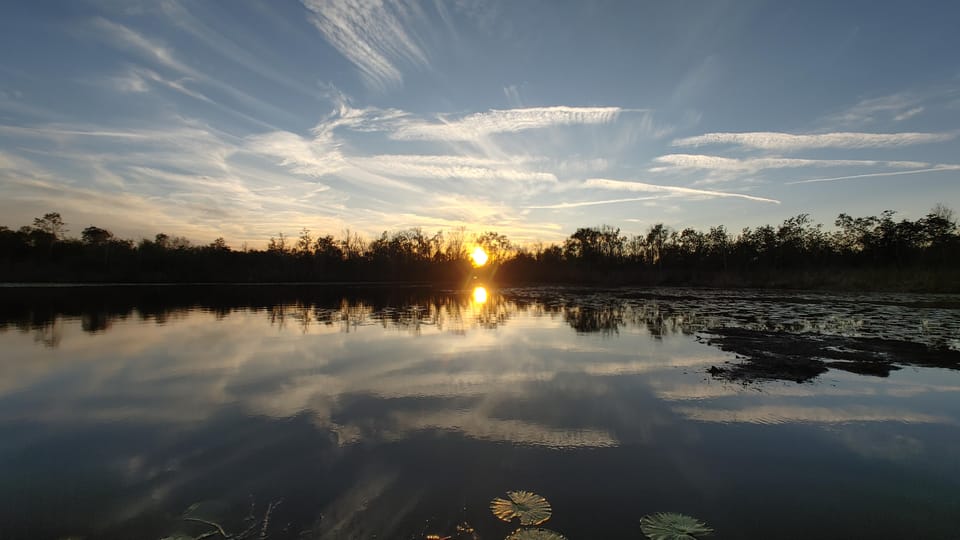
[640,512,713,540]
[702,326,960,383]
[490,490,553,526]
[505,527,568,540]
[424,521,479,540]
[164,499,282,540]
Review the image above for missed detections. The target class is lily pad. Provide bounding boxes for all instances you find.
[640,512,713,540]
[490,490,552,526]
[505,527,568,540]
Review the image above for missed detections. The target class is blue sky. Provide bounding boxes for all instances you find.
[1,0,958,246]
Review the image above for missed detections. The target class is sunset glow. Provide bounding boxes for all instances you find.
[0,3,956,245]
[471,246,489,267]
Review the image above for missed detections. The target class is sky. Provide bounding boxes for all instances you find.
[1,0,958,247]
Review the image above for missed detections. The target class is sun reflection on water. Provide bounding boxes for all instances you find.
[472,286,488,304]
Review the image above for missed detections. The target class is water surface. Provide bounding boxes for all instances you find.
[1,285,959,539]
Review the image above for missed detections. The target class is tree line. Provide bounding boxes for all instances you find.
[0,206,957,289]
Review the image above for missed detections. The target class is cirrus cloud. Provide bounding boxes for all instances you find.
[389,106,629,141]
[672,131,955,150]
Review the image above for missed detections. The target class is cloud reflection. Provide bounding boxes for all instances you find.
[3,287,960,539]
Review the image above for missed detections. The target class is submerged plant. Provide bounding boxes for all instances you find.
[163,499,282,540]
[505,527,568,540]
[490,491,552,526]
[640,512,713,540]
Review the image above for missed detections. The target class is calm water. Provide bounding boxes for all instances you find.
[1,285,960,539]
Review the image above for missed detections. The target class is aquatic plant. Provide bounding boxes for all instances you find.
[166,499,282,540]
[640,512,713,540]
[490,490,552,526]
[505,527,568,540]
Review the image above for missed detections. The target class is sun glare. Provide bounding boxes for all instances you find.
[472,286,488,304]
[471,246,489,267]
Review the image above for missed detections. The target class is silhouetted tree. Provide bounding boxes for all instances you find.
[209,237,230,251]
[33,212,67,240]
[81,226,114,245]
[267,232,287,254]
[646,224,670,267]
[296,228,313,255]
[0,209,957,288]
[154,233,171,249]
[476,231,513,264]
[564,225,624,262]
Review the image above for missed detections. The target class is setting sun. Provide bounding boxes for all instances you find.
[470,246,489,267]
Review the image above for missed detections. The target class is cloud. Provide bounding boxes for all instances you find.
[894,107,924,121]
[389,106,627,141]
[650,153,929,173]
[672,131,955,150]
[527,196,662,209]
[785,165,960,185]
[825,92,927,127]
[301,0,429,90]
[90,17,297,131]
[247,125,555,188]
[503,84,524,108]
[354,154,556,182]
[585,178,780,204]
[0,119,361,245]
[246,130,345,178]
[111,67,211,102]
[91,17,195,76]
[675,405,950,425]
[0,150,45,171]
[158,0,325,101]
[245,102,629,188]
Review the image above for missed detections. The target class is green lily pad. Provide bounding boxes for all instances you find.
[640,512,713,540]
[490,490,552,526]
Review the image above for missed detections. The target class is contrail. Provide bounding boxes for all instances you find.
[585,178,781,204]
[527,196,662,209]
[786,166,960,185]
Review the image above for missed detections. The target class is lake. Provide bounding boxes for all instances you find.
[1,285,959,539]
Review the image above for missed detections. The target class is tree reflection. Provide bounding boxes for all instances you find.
[3,286,954,350]
[0,285,721,346]
[563,306,624,335]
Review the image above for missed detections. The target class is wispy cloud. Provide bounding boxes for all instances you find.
[0,119,360,244]
[785,165,960,185]
[0,123,235,151]
[389,106,627,141]
[672,131,955,150]
[354,154,556,182]
[651,153,928,172]
[503,84,527,108]
[92,17,195,75]
[91,17,296,131]
[301,0,429,90]
[111,66,211,102]
[527,196,662,209]
[159,0,325,101]
[585,178,780,204]
[245,130,345,178]
[0,150,42,172]
[824,92,927,127]
[894,107,924,122]
[246,103,622,188]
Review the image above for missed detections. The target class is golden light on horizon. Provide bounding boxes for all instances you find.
[471,246,489,267]
[472,286,488,304]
